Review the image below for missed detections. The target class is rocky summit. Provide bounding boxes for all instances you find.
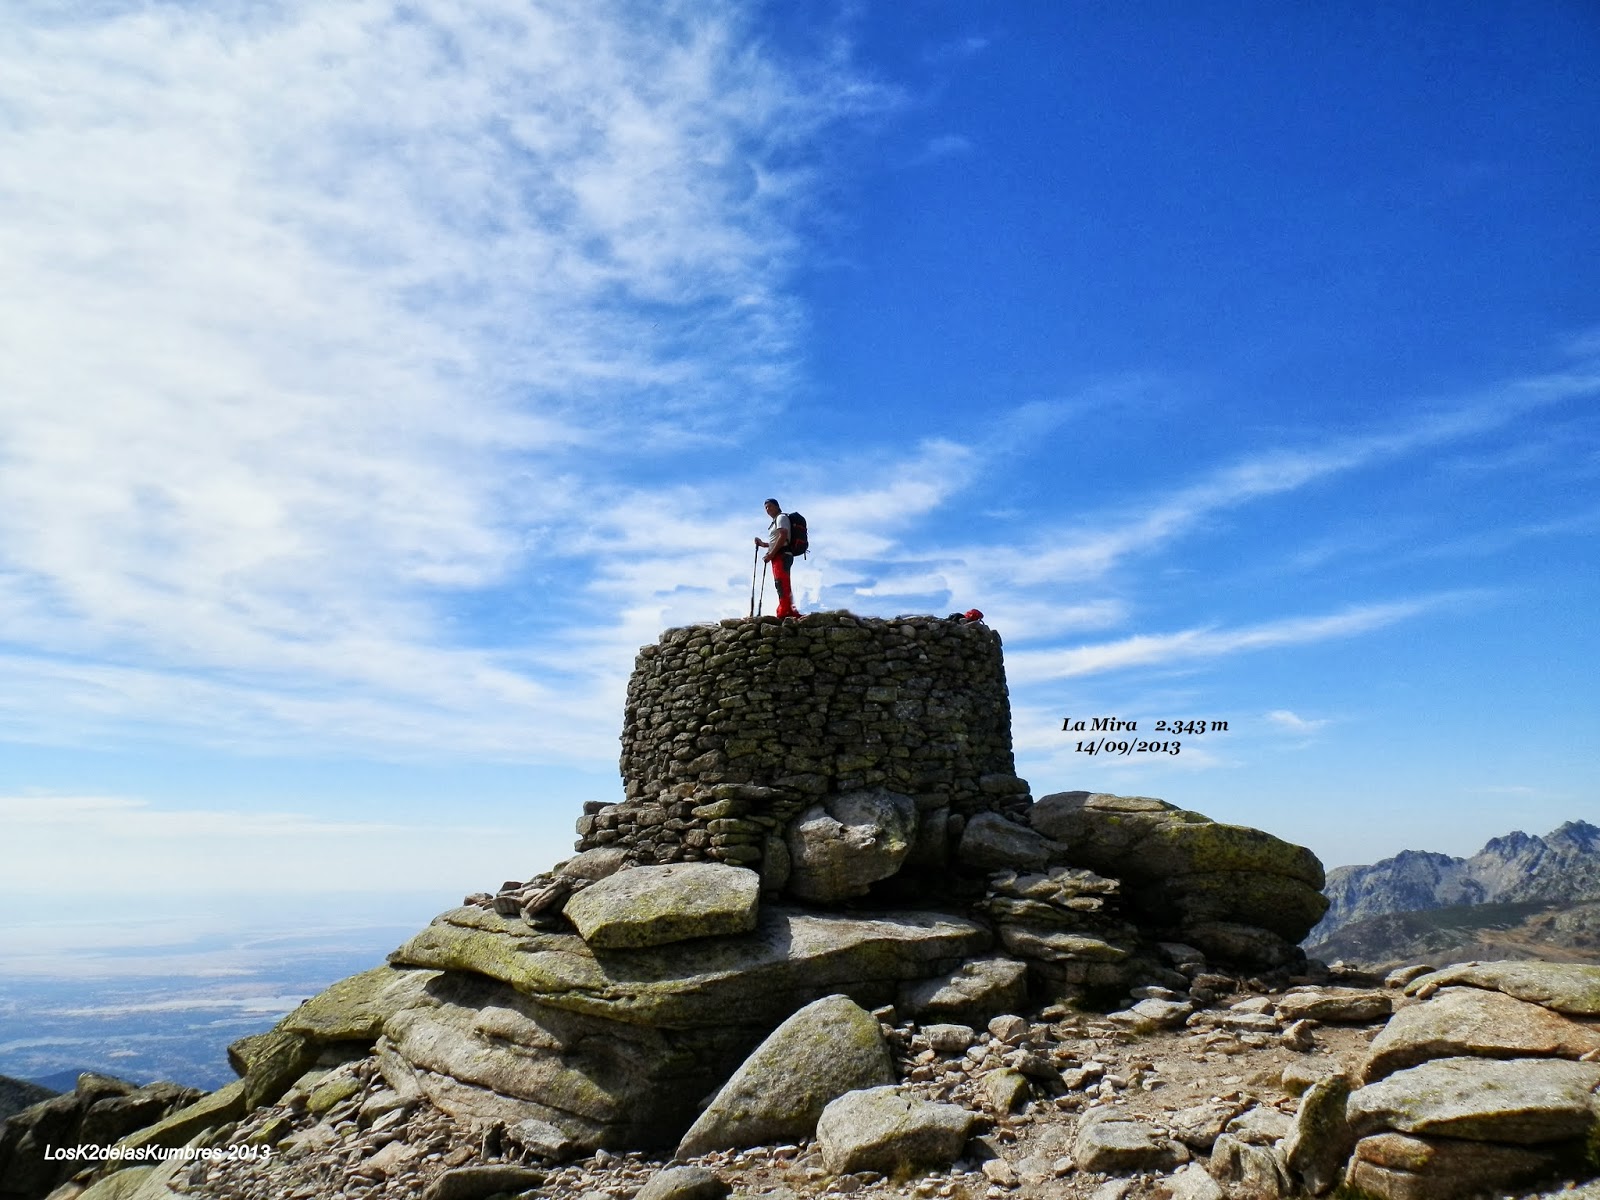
[5,613,1597,1200]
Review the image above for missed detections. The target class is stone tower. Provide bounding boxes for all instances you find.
[576,612,1032,897]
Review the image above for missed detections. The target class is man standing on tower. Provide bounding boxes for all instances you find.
[755,498,801,618]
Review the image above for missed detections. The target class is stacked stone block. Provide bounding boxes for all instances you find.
[578,612,1031,874]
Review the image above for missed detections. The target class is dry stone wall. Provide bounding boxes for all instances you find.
[577,612,1031,876]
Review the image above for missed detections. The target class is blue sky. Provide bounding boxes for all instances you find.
[1,0,1596,956]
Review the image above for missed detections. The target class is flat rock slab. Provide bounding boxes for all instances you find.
[1074,1109,1187,1174]
[635,1165,730,1200]
[563,863,760,949]
[1225,1105,1294,1146]
[1345,1132,1571,1200]
[279,964,441,1042]
[380,970,766,1148]
[391,905,990,1028]
[676,994,894,1157]
[1275,987,1393,1024]
[997,924,1134,964]
[1347,1056,1600,1144]
[1364,986,1600,1082]
[423,1164,550,1200]
[1407,961,1600,1016]
[1107,997,1193,1033]
[816,1086,972,1176]
[897,954,1028,1025]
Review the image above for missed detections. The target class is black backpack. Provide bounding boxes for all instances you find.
[786,511,809,557]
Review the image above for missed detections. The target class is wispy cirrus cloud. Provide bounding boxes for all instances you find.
[1005,598,1452,683]
[1265,709,1330,733]
[0,0,885,758]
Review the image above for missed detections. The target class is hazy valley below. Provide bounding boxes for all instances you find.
[0,891,458,1091]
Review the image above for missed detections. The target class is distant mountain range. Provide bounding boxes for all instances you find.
[1306,819,1600,966]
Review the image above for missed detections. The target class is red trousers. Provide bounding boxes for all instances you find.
[769,552,799,617]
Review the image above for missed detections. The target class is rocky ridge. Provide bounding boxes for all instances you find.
[1310,821,1600,946]
[6,615,1597,1200]
[16,960,1600,1200]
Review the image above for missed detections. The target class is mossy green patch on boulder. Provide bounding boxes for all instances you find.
[306,1071,362,1115]
[279,964,441,1041]
[227,1029,316,1111]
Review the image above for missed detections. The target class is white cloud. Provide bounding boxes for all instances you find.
[0,0,883,759]
[1265,709,1329,733]
[937,374,1600,593]
[1006,599,1442,683]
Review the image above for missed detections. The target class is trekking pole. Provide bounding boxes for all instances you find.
[757,557,767,617]
[748,545,759,618]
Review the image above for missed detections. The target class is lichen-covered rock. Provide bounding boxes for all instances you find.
[563,862,760,949]
[634,1164,730,1200]
[275,964,440,1043]
[1344,1131,1580,1200]
[0,1074,204,1200]
[956,812,1057,871]
[1028,792,1328,946]
[1207,1133,1290,1199]
[1405,961,1600,1016]
[815,1086,973,1175]
[391,904,989,1029]
[897,955,1028,1024]
[1073,1108,1187,1174]
[74,1164,161,1200]
[784,790,917,903]
[1346,1056,1600,1143]
[114,1079,248,1157]
[1274,988,1392,1025]
[380,970,747,1149]
[1363,986,1600,1083]
[378,906,993,1150]
[1282,1072,1353,1196]
[978,1068,1030,1113]
[675,994,894,1157]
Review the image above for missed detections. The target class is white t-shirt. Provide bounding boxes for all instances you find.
[768,512,791,552]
